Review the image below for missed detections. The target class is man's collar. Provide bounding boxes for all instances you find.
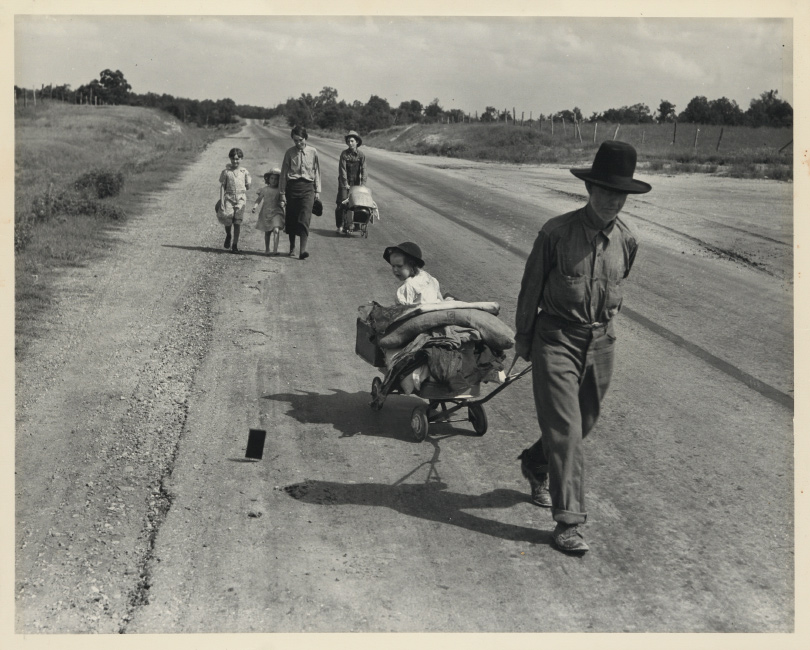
[582,204,617,240]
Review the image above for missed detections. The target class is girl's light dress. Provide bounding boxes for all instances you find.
[396,270,444,305]
[254,186,285,231]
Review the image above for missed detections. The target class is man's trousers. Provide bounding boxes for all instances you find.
[526,314,616,524]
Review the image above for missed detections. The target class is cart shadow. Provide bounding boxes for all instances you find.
[261,388,484,442]
[283,479,552,545]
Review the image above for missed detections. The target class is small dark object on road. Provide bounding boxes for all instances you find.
[245,428,267,460]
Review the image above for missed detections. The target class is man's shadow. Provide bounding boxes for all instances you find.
[283,479,552,546]
[262,388,487,441]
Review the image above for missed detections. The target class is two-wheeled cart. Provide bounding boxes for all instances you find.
[367,350,531,442]
[341,185,377,239]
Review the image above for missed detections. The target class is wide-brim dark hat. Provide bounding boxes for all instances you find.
[312,198,323,216]
[570,141,651,194]
[345,130,363,147]
[383,241,425,267]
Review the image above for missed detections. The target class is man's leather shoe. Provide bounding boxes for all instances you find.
[552,522,589,553]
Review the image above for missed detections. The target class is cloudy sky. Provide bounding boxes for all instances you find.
[13,8,794,119]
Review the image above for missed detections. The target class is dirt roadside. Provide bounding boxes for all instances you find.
[14,122,794,633]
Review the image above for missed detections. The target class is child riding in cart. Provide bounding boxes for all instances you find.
[355,242,530,441]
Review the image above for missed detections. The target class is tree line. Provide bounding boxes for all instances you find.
[15,69,793,131]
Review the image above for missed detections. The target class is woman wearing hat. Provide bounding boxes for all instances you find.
[335,130,367,234]
[514,140,651,554]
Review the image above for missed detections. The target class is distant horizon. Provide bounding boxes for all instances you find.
[14,15,792,121]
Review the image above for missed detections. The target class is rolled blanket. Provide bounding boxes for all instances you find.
[361,300,501,335]
[379,308,515,351]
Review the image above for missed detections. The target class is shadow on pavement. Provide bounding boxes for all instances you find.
[162,244,289,258]
[262,388,485,442]
[283,479,551,545]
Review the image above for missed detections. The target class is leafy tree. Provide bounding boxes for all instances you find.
[480,106,498,122]
[708,97,744,126]
[597,103,653,124]
[746,90,792,127]
[315,86,339,108]
[424,98,444,121]
[657,100,676,123]
[396,100,423,124]
[679,96,712,123]
[361,95,393,131]
[98,69,131,104]
[555,107,583,123]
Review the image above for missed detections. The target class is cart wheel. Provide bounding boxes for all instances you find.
[370,377,384,410]
[410,405,429,442]
[468,403,488,436]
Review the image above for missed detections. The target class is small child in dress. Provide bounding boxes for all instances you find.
[383,241,445,305]
[252,168,285,255]
[217,147,251,253]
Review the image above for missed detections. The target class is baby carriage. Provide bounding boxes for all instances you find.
[355,301,531,441]
[342,185,379,238]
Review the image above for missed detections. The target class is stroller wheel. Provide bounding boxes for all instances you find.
[410,405,429,442]
[468,403,488,436]
[370,377,384,410]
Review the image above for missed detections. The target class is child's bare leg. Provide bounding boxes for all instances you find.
[272,228,279,253]
[264,232,271,253]
[231,223,241,251]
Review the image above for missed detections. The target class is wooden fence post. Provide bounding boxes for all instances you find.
[641,130,645,146]
[672,121,677,145]
[693,127,700,150]
[562,117,566,136]
[593,121,597,143]
[33,87,36,107]
[521,111,524,126]
[613,124,620,140]
[512,107,516,124]
[715,127,724,151]
[551,115,554,136]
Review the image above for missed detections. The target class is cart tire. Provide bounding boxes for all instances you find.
[410,406,429,442]
[468,403,488,435]
[370,377,384,410]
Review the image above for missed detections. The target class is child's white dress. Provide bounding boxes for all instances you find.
[396,270,443,305]
[254,186,285,231]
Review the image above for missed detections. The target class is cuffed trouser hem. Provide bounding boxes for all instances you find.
[553,508,587,525]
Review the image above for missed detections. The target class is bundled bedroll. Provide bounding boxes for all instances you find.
[356,300,515,399]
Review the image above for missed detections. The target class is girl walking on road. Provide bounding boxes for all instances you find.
[335,130,367,234]
[252,168,285,255]
[217,147,252,254]
[279,125,321,260]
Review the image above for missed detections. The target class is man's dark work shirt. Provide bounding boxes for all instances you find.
[515,206,638,349]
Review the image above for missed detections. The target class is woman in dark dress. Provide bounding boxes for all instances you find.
[335,130,367,235]
[279,125,321,259]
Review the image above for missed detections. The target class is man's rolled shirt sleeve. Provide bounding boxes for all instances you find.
[515,231,553,351]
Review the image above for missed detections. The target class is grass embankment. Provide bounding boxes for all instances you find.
[15,102,237,360]
[363,122,793,181]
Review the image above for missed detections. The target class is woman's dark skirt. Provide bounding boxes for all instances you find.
[284,179,315,236]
